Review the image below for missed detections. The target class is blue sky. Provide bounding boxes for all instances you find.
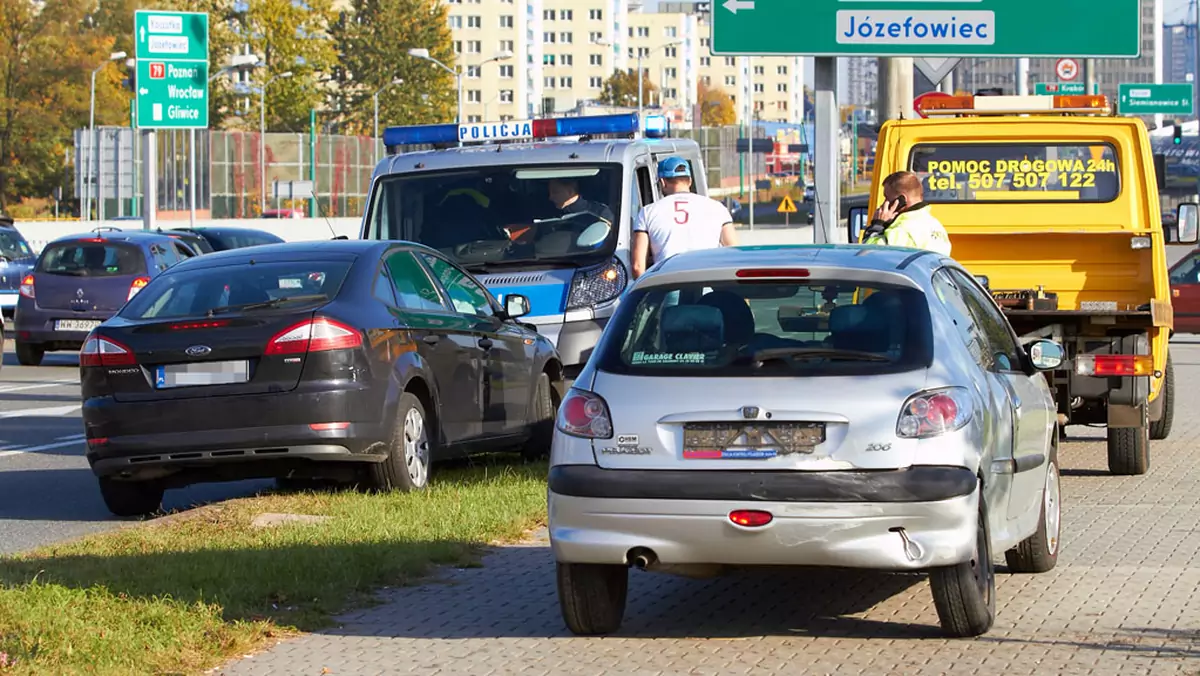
[1166,0,1193,24]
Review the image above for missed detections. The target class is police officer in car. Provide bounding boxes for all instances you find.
[863,171,952,256]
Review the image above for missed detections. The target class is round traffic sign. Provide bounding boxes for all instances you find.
[913,91,953,119]
[1056,59,1080,82]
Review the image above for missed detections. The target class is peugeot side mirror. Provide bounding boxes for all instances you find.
[504,293,531,320]
[848,207,868,243]
[1172,203,1199,245]
[1027,339,1065,371]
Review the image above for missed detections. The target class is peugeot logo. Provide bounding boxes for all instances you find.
[185,345,212,357]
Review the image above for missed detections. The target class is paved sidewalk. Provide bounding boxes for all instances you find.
[219,344,1200,676]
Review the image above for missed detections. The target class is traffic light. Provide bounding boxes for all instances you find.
[1174,122,1183,145]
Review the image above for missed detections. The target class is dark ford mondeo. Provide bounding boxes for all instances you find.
[81,240,564,517]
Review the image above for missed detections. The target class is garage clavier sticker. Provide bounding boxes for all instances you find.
[631,351,706,365]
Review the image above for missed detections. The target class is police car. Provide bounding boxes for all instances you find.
[360,112,708,379]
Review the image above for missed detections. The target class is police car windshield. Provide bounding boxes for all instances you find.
[364,164,622,271]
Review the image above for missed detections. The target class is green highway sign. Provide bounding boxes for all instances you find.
[1117,83,1195,116]
[135,59,209,128]
[133,10,209,129]
[1034,83,1100,96]
[711,0,1140,58]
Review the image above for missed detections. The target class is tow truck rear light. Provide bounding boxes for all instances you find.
[80,333,136,367]
[735,268,810,279]
[18,274,34,299]
[265,317,363,355]
[382,112,665,148]
[1075,354,1154,377]
[556,388,613,439]
[915,94,1110,116]
[127,276,150,301]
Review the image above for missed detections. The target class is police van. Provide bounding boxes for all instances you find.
[360,113,707,378]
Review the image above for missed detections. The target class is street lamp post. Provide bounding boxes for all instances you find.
[260,71,293,212]
[407,48,512,141]
[637,41,681,123]
[373,78,405,164]
[86,50,126,222]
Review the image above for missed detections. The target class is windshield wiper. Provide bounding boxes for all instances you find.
[749,347,893,364]
[207,294,329,316]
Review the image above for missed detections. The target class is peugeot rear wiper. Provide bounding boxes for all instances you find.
[750,347,892,364]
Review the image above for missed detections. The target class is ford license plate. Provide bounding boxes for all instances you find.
[683,422,825,460]
[55,319,102,332]
[155,361,250,389]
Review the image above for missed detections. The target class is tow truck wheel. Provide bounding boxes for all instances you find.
[1150,356,1174,441]
[1107,423,1150,476]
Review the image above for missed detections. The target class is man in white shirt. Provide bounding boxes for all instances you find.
[631,156,739,279]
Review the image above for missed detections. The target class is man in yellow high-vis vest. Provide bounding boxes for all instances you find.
[863,171,952,256]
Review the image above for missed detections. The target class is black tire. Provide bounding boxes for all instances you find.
[15,341,44,367]
[1005,444,1061,573]
[522,373,557,461]
[929,488,996,637]
[556,562,628,636]
[97,477,164,518]
[1107,423,1150,476]
[1150,356,1174,441]
[366,392,432,492]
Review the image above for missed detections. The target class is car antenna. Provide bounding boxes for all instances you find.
[312,196,348,240]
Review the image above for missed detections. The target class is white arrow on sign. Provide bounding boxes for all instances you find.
[139,26,146,43]
[139,87,149,95]
[723,0,756,14]
[914,58,961,85]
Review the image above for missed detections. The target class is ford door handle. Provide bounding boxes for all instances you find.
[422,334,440,345]
[478,337,494,350]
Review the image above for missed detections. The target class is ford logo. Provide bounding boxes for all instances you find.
[185,345,212,357]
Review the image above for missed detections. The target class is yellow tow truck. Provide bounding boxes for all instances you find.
[851,93,1199,475]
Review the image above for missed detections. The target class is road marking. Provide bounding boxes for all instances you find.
[0,380,79,394]
[0,438,85,458]
[0,404,82,419]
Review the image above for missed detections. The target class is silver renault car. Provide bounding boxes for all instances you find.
[548,244,1064,638]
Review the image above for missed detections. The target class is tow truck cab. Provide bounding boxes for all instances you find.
[853,93,1199,476]
[359,113,706,378]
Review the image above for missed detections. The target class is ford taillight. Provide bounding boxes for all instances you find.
[80,333,136,367]
[265,317,363,355]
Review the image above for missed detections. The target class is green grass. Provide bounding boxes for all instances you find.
[0,461,549,676]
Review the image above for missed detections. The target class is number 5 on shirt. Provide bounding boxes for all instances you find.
[673,200,689,225]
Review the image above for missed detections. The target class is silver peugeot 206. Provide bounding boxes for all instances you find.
[548,244,1064,638]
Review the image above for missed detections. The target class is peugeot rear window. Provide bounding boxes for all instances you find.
[120,259,353,320]
[909,143,1120,203]
[595,280,933,377]
[37,241,146,277]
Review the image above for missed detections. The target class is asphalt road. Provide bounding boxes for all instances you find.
[0,338,271,556]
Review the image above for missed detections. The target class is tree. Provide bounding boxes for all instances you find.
[331,0,456,134]
[0,0,129,209]
[599,70,657,108]
[226,0,339,132]
[697,82,735,127]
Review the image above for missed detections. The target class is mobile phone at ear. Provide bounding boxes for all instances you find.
[894,195,908,209]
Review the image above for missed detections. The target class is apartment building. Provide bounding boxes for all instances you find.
[442,0,805,126]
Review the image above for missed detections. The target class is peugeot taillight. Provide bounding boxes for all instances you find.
[265,317,363,355]
[556,388,613,439]
[128,276,150,301]
[18,274,34,299]
[897,387,973,439]
[80,333,136,367]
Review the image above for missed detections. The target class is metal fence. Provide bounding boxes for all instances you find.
[73,123,807,222]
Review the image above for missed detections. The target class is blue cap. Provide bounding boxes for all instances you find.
[657,156,692,179]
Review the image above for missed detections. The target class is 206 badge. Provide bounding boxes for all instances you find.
[866,443,892,452]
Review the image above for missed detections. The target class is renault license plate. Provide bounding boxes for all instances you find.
[682,422,825,460]
[155,361,250,389]
[55,319,101,332]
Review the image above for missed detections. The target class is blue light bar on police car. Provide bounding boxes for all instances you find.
[383,113,646,147]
